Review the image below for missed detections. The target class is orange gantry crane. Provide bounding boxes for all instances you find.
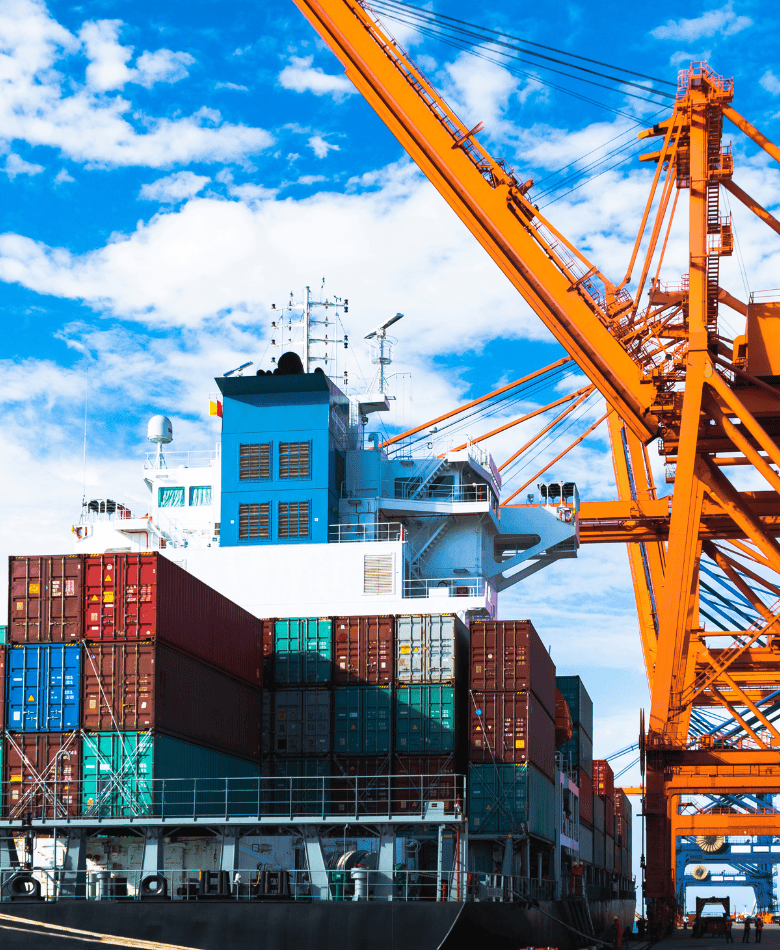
[289,0,780,930]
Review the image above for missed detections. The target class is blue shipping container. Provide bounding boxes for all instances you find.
[6,644,81,731]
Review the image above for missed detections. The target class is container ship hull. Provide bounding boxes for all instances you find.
[1,897,637,950]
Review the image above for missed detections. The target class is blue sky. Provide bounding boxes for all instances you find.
[1,0,779,894]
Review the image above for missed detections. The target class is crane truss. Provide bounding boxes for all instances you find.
[288,0,780,932]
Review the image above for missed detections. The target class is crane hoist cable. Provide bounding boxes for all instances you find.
[393,18,671,113]
[391,363,576,455]
[367,0,676,97]
[500,390,601,482]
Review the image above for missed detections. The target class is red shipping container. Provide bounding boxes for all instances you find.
[393,754,456,813]
[469,691,555,778]
[333,616,394,686]
[469,621,555,715]
[593,759,614,800]
[9,555,84,643]
[82,642,262,761]
[83,553,262,686]
[331,757,390,815]
[578,767,593,826]
[3,732,81,819]
[605,794,615,838]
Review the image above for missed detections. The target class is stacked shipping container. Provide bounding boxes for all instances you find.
[3,554,264,819]
[262,613,465,812]
[467,621,556,839]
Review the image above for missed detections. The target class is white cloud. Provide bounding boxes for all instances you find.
[278,55,355,100]
[0,0,273,168]
[651,2,752,41]
[54,168,74,184]
[216,82,249,92]
[139,171,211,202]
[4,153,44,179]
[760,70,780,96]
[135,48,195,88]
[79,19,194,92]
[308,135,339,158]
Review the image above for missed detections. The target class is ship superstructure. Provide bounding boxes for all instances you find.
[72,303,580,620]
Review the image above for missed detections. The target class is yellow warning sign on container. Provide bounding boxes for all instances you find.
[29,583,39,594]
[103,592,114,604]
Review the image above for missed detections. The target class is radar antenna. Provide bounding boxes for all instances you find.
[365,313,404,394]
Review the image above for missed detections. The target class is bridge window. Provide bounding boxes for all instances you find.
[189,486,212,506]
[158,487,184,508]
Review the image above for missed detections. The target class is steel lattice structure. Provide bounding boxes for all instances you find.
[289,0,780,932]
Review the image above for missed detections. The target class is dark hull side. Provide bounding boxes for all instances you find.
[0,897,636,950]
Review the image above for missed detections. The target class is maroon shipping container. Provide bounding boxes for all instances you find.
[333,616,394,686]
[594,759,614,801]
[3,732,81,819]
[605,794,615,838]
[0,645,5,732]
[82,642,262,760]
[83,553,262,687]
[614,843,622,877]
[469,691,555,778]
[469,621,555,715]
[261,619,274,686]
[331,756,390,815]
[393,754,456,813]
[9,555,84,643]
[578,767,593,826]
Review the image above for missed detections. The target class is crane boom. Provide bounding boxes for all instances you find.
[289,0,780,935]
[289,0,659,442]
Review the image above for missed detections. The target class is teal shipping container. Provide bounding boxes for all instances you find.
[558,723,593,778]
[81,732,261,818]
[0,625,6,644]
[395,685,454,753]
[334,687,392,755]
[274,618,332,684]
[555,676,593,739]
[468,763,555,839]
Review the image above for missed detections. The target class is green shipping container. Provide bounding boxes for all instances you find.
[555,676,593,739]
[558,723,593,778]
[275,618,332,684]
[334,687,392,755]
[81,732,261,819]
[468,763,556,839]
[395,686,454,753]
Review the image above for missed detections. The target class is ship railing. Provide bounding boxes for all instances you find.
[403,576,485,599]
[0,774,467,823]
[143,449,219,470]
[391,482,490,503]
[328,522,405,543]
[0,866,559,903]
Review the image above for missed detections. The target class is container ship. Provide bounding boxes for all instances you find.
[0,302,635,949]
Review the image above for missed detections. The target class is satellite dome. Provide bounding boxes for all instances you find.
[147,415,173,444]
